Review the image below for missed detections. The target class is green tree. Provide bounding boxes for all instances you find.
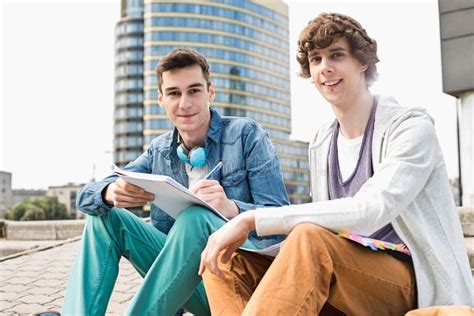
[36,196,68,219]
[21,205,46,221]
[6,196,71,221]
[5,199,33,220]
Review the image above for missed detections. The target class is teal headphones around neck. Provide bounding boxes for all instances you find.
[176,135,207,168]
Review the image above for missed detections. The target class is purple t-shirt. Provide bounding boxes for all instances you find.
[327,103,406,248]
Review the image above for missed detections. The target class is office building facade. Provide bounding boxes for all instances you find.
[114,0,310,203]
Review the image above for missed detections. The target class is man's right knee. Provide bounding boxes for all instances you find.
[85,207,130,231]
[107,207,131,221]
[290,222,327,239]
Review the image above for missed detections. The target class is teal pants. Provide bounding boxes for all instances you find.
[62,206,258,315]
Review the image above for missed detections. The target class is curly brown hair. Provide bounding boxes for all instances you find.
[156,48,211,93]
[297,13,379,86]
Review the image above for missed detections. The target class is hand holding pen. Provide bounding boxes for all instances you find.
[190,161,239,219]
[204,161,223,180]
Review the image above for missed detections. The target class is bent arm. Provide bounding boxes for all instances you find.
[235,123,290,212]
[76,145,154,216]
[256,115,438,236]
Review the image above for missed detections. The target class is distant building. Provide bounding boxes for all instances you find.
[114,0,310,203]
[0,171,13,218]
[47,183,85,219]
[438,0,474,207]
[12,189,46,206]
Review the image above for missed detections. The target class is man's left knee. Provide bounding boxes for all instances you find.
[174,206,217,229]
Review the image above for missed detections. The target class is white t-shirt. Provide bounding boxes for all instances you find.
[185,164,209,188]
[337,130,363,182]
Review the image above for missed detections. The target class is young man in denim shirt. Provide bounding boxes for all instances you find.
[61,48,289,315]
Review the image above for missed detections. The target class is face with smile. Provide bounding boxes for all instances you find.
[158,65,215,147]
[308,38,368,107]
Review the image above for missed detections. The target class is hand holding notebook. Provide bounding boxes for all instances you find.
[113,165,228,221]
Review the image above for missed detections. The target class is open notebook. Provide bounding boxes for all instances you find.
[113,166,281,257]
[113,165,227,221]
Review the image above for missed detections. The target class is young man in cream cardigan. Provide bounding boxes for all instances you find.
[198,13,473,315]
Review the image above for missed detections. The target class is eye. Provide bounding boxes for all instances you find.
[331,52,343,59]
[309,56,321,64]
[167,91,180,96]
[188,88,201,94]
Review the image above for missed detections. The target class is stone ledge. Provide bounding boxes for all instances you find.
[2,216,150,241]
[4,219,85,240]
[1,208,472,241]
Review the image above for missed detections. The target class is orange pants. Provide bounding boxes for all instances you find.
[203,223,417,315]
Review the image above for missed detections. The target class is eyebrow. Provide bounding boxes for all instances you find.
[308,45,348,57]
[164,83,205,92]
[329,46,348,53]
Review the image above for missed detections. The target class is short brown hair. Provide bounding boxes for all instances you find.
[156,48,211,93]
[297,13,379,86]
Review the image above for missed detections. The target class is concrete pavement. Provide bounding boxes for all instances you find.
[0,238,142,315]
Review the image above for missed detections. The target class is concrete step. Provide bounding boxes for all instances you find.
[457,207,473,273]
[465,237,474,274]
[458,207,474,237]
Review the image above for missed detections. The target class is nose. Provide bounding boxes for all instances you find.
[178,94,192,110]
[320,57,333,75]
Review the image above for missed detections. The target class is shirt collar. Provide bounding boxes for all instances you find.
[206,107,222,144]
[169,107,222,154]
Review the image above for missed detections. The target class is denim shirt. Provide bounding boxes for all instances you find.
[76,108,289,248]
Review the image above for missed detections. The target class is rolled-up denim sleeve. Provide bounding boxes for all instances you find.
[75,177,116,216]
[76,144,154,216]
[236,123,290,212]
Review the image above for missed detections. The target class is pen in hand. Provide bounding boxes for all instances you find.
[204,161,223,180]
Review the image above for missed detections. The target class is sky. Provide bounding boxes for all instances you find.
[1,0,459,189]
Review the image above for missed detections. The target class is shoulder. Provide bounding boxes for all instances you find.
[148,131,174,152]
[376,102,438,153]
[375,95,434,131]
[379,109,435,140]
[220,116,266,142]
[388,111,436,144]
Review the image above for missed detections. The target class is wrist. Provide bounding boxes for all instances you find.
[227,199,239,219]
[242,210,256,232]
[102,184,114,206]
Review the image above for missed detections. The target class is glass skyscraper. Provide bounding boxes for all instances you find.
[114,0,310,203]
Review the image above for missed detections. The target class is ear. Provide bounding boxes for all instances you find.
[208,83,216,102]
[360,63,369,73]
[158,90,164,107]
